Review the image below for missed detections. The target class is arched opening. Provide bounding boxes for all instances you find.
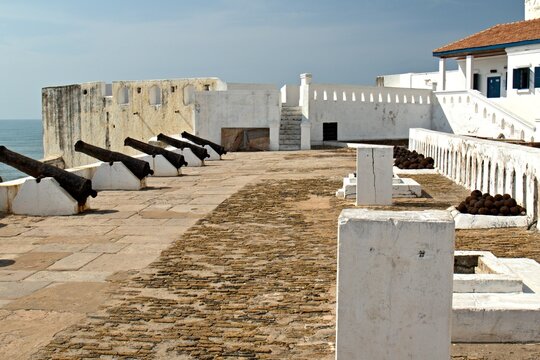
[511,170,517,199]
[523,173,528,210]
[149,85,162,105]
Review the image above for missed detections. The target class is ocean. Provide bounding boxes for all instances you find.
[0,119,43,181]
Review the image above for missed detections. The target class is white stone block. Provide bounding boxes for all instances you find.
[337,209,454,360]
[11,177,88,216]
[136,154,181,177]
[203,145,221,161]
[452,293,540,342]
[392,177,422,198]
[349,144,393,206]
[92,162,145,190]
[448,206,529,229]
[167,146,203,167]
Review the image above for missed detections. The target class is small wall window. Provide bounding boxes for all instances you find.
[118,86,130,105]
[323,122,338,141]
[149,85,162,105]
[535,67,540,88]
[473,73,480,91]
[513,68,530,90]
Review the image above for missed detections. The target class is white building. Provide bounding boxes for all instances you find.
[379,1,540,140]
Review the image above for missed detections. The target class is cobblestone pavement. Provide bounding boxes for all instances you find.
[1,149,539,359]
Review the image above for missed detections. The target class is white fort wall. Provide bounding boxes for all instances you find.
[299,79,433,144]
[409,128,540,225]
[191,89,281,151]
[42,78,225,168]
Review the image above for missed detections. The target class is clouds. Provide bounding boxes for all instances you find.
[0,0,524,118]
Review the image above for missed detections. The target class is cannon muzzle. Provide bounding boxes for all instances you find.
[124,137,188,169]
[0,146,97,204]
[156,134,209,161]
[180,131,227,156]
[74,141,153,180]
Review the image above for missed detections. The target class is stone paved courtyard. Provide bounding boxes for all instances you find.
[0,149,539,359]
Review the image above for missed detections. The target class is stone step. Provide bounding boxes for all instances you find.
[281,110,302,116]
[281,115,302,121]
[280,136,301,141]
[280,118,302,123]
[279,128,301,133]
[280,139,301,145]
[279,144,301,151]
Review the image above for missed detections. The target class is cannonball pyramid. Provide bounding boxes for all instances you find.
[457,190,526,216]
[393,146,434,170]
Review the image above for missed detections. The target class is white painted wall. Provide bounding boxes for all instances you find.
[410,128,540,226]
[280,84,300,107]
[303,83,433,144]
[526,0,540,19]
[227,83,277,91]
[380,70,463,91]
[192,89,281,151]
[456,55,508,97]
[336,209,454,360]
[432,90,535,140]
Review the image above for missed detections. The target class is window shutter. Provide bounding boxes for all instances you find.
[513,69,521,89]
[535,67,540,88]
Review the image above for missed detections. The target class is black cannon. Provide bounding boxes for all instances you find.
[156,133,209,161]
[74,141,153,180]
[124,137,188,169]
[0,146,97,204]
[181,131,227,156]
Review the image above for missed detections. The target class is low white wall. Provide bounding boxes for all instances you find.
[280,84,300,107]
[409,128,540,225]
[305,84,433,144]
[432,90,535,140]
[226,83,277,91]
[193,89,281,151]
[380,70,463,91]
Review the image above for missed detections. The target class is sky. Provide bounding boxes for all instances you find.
[0,0,524,119]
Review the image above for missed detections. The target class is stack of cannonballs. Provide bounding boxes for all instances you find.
[457,190,526,216]
[393,147,435,169]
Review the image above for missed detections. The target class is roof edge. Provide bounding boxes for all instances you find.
[433,39,540,58]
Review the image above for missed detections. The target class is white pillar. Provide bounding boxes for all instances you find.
[336,209,454,360]
[349,144,393,206]
[300,73,312,150]
[466,55,474,90]
[438,58,447,91]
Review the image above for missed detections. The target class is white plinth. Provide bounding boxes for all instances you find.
[448,207,529,229]
[349,144,393,206]
[137,154,181,177]
[92,162,146,190]
[337,209,454,360]
[11,177,88,216]
[203,145,221,161]
[167,146,203,167]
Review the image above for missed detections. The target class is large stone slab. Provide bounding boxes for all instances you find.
[336,209,454,360]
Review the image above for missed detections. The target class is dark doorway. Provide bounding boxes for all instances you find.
[221,128,270,151]
[487,76,501,98]
[323,122,338,141]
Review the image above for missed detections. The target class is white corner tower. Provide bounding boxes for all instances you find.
[525,0,540,20]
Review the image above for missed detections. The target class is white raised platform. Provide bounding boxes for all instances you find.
[448,206,529,229]
[1,177,89,216]
[452,251,540,342]
[336,173,422,199]
[70,161,146,191]
[134,154,181,177]
[393,166,438,175]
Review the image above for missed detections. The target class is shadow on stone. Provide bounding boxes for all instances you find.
[0,259,16,267]
[139,186,172,191]
[77,209,119,216]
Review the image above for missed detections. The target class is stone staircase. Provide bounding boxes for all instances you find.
[279,106,302,150]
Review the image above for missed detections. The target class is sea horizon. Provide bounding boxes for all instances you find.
[0,119,43,181]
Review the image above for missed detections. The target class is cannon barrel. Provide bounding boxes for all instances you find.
[156,134,209,161]
[74,141,153,180]
[124,137,188,169]
[0,146,97,204]
[180,131,227,156]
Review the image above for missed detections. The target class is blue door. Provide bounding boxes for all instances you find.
[487,76,501,98]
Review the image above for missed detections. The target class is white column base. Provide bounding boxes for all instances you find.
[12,177,88,216]
[92,162,146,190]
